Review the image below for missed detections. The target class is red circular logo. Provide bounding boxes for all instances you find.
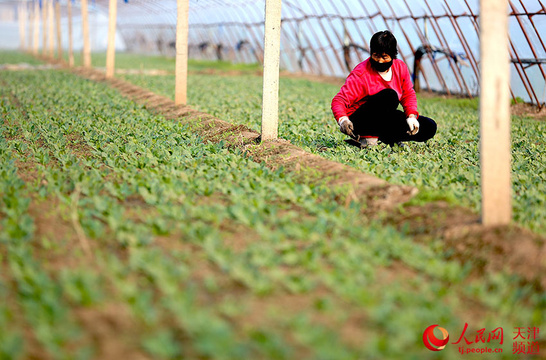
[423,325,450,351]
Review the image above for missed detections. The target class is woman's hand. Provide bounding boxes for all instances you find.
[339,116,356,138]
[406,115,420,135]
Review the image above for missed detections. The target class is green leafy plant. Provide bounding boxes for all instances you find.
[0,55,543,359]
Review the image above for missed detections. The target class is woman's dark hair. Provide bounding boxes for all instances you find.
[370,30,398,59]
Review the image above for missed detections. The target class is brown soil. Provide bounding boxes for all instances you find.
[66,132,95,160]
[445,223,546,288]
[511,101,546,121]
[29,197,90,268]
[240,286,368,350]
[74,304,151,360]
[387,202,546,289]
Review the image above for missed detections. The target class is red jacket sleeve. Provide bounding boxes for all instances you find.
[398,61,419,118]
[331,67,367,123]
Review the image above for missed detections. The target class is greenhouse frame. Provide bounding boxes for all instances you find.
[2,0,546,107]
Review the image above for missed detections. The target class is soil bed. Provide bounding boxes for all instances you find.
[71,65,546,290]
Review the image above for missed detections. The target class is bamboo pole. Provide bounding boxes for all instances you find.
[303,0,344,75]
[55,0,61,60]
[67,0,74,67]
[480,0,511,225]
[268,2,327,74]
[421,0,470,96]
[334,1,370,66]
[442,0,480,91]
[509,1,546,81]
[106,0,117,78]
[264,3,316,73]
[380,0,433,91]
[461,0,521,104]
[33,1,39,55]
[81,0,91,67]
[260,0,282,141]
[517,0,546,54]
[19,4,26,51]
[281,2,335,75]
[47,0,54,58]
[394,0,451,94]
[233,6,264,65]
[233,5,265,64]
[312,0,347,71]
[175,0,189,105]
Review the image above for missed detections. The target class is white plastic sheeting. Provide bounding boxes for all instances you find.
[2,0,545,105]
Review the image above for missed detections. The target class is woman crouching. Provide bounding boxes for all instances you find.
[332,30,437,148]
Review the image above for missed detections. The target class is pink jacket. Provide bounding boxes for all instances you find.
[331,58,419,123]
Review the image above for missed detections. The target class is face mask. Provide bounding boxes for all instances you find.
[370,58,393,72]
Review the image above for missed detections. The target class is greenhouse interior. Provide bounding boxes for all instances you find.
[0,0,545,359]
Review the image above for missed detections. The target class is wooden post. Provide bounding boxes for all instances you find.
[106,0,117,78]
[260,0,282,141]
[175,0,189,105]
[81,0,91,68]
[33,1,39,55]
[27,3,33,52]
[19,4,26,51]
[47,0,54,58]
[480,0,511,225]
[55,0,62,60]
[29,4,34,53]
[42,0,47,55]
[67,0,74,67]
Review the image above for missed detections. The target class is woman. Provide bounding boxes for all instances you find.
[331,30,437,148]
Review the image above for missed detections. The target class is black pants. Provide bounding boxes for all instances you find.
[349,89,437,145]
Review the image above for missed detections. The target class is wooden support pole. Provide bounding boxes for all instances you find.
[175,0,189,105]
[81,0,91,68]
[29,4,34,53]
[480,0,511,225]
[33,1,39,55]
[106,0,117,78]
[19,4,26,51]
[55,0,62,60]
[260,0,282,141]
[67,0,74,67]
[47,0,54,58]
[27,3,33,52]
[42,0,47,55]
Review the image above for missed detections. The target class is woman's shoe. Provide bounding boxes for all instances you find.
[359,136,379,148]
